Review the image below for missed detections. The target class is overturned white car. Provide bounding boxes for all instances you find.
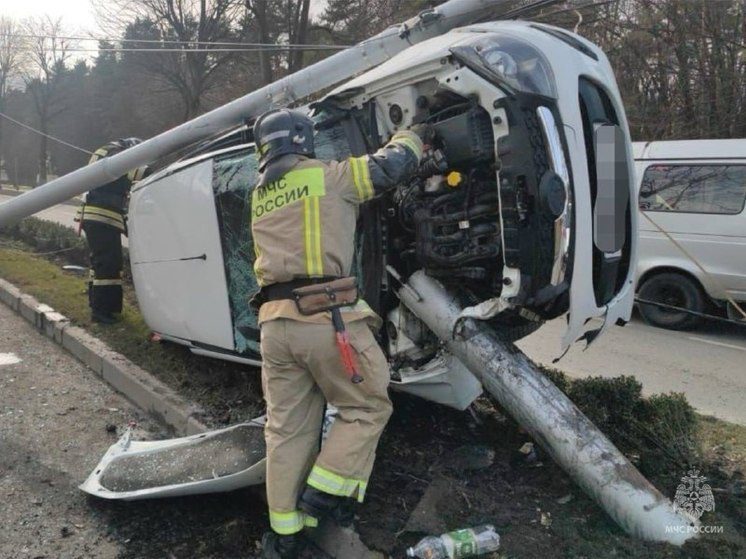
[128,21,636,409]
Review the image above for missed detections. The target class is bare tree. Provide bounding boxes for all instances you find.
[0,17,27,177]
[98,0,245,120]
[244,0,313,85]
[245,0,275,85]
[22,16,74,184]
[533,0,746,141]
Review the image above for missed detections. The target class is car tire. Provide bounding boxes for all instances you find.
[637,273,704,330]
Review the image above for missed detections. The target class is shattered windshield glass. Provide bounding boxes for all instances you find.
[213,148,261,355]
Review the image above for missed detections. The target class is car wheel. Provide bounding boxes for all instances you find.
[637,273,704,330]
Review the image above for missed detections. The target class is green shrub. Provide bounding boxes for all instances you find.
[2,217,88,265]
[538,366,700,485]
[1,216,130,274]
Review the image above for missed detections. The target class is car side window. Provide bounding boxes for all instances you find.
[639,164,746,215]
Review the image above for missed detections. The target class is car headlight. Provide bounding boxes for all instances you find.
[452,33,557,98]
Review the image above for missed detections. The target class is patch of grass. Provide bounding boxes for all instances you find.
[0,245,264,426]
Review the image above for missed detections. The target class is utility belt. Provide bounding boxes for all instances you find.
[255,276,358,314]
[256,276,363,384]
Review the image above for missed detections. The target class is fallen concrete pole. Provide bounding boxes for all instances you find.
[397,271,697,545]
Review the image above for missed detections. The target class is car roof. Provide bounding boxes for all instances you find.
[633,139,746,160]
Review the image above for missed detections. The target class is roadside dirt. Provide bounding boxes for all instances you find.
[360,394,746,558]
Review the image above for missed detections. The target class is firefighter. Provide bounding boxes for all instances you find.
[75,138,148,324]
[251,109,435,558]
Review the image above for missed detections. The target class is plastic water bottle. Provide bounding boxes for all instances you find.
[406,525,500,558]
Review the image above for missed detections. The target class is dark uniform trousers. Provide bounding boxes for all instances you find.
[82,220,123,315]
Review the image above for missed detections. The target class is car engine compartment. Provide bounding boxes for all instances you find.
[319,82,570,358]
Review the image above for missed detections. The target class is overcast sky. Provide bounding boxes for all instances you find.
[1,0,100,32]
[1,0,329,34]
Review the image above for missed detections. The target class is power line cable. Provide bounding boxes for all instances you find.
[10,46,342,54]
[529,0,614,21]
[0,111,93,155]
[10,33,349,50]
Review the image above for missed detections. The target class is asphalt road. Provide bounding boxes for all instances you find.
[0,303,268,559]
[518,315,746,425]
[0,301,152,558]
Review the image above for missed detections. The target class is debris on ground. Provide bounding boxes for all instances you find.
[406,524,500,558]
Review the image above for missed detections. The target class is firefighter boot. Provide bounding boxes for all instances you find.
[261,531,303,559]
[298,486,354,527]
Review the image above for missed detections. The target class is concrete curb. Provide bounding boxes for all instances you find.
[0,276,385,558]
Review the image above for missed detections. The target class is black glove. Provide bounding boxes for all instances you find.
[418,148,448,178]
[410,123,436,146]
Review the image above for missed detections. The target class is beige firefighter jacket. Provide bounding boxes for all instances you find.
[251,130,423,325]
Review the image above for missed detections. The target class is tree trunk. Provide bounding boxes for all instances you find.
[289,0,311,73]
[250,0,274,86]
[38,114,48,185]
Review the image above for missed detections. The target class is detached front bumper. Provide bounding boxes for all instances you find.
[80,422,266,500]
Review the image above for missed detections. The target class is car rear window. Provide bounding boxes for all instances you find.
[639,164,746,215]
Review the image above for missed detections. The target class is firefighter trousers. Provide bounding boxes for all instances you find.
[260,317,393,535]
[82,221,123,315]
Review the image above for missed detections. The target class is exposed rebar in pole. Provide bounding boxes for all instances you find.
[0,0,512,228]
[397,271,698,545]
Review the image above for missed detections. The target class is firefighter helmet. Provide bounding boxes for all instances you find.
[253,109,315,171]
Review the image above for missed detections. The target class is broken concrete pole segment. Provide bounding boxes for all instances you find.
[397,271,698,545]
[0,0,514,227]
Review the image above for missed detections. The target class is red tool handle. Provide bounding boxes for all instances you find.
[332,308,364,384]
[336,331,364,384]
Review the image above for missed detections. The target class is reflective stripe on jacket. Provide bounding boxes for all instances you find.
[84,143,149,214]
[251,130,423,326]
[251,130,422,288]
